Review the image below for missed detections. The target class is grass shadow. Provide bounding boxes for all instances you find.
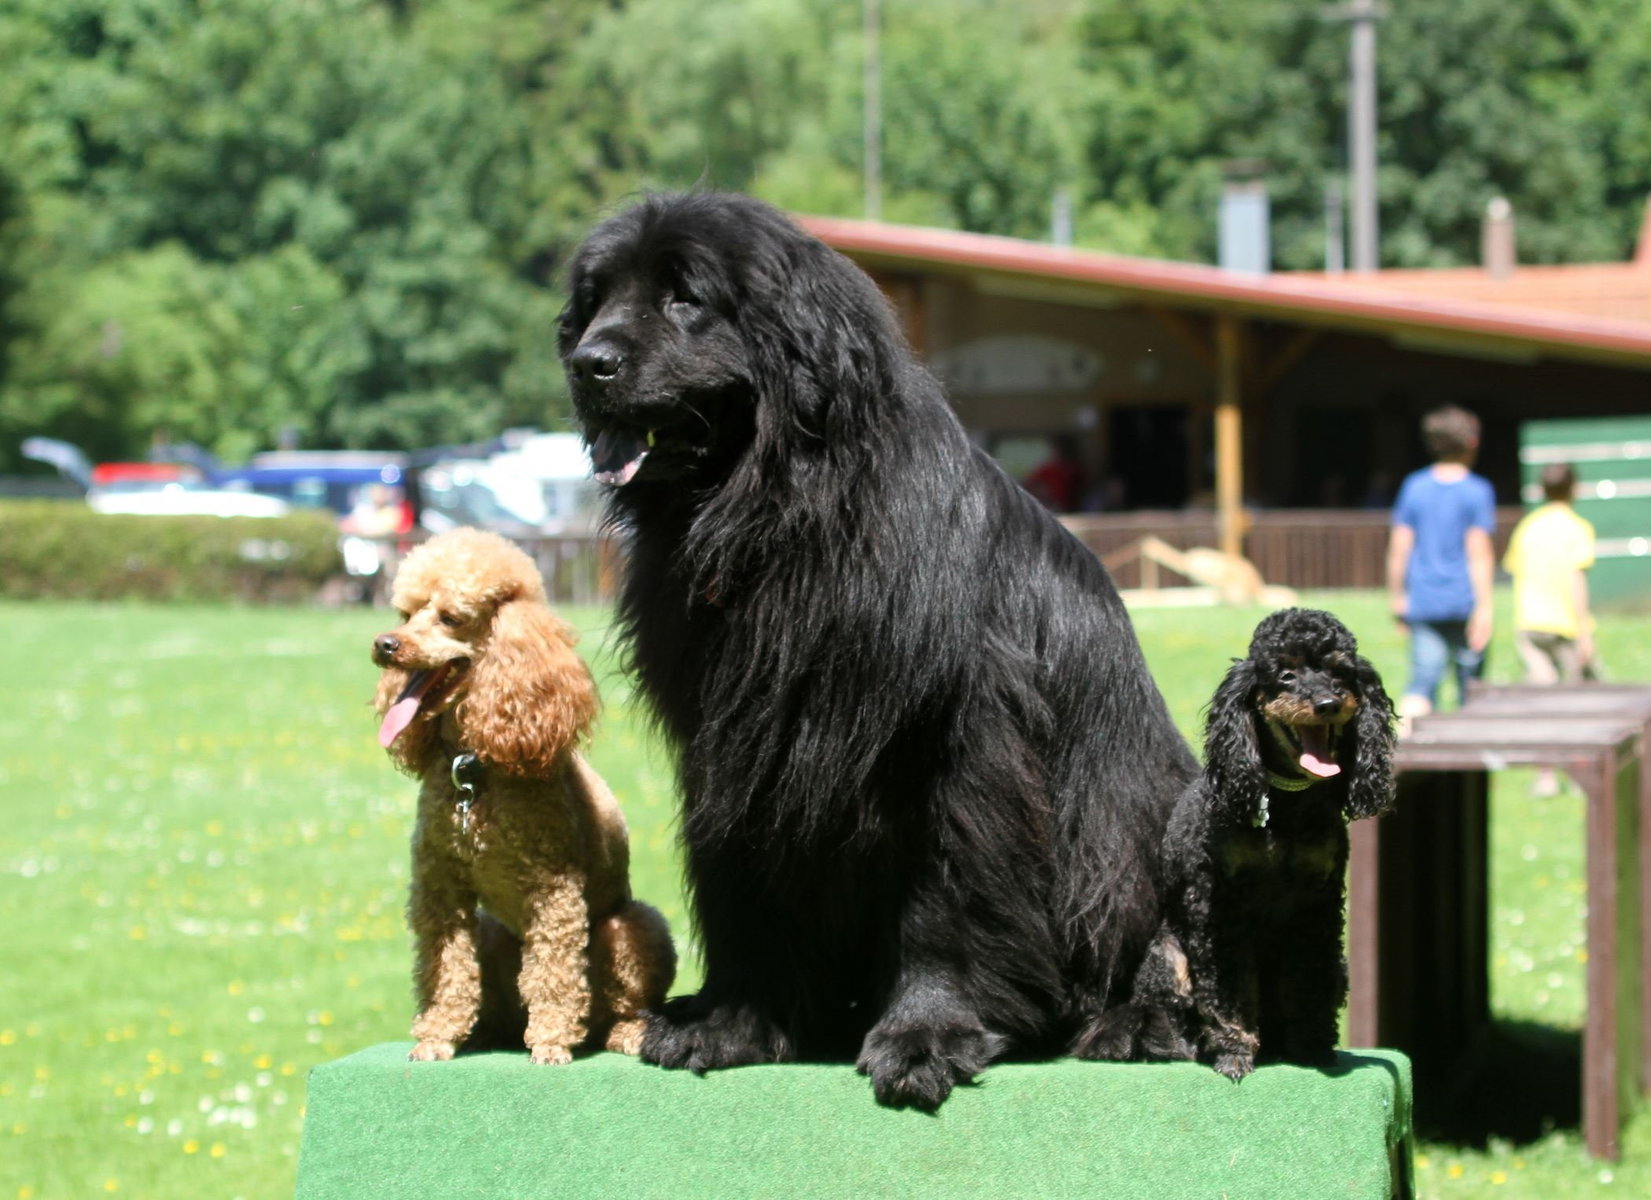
[1412,1018,1581,1147]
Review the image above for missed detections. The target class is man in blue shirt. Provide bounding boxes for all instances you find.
[1385,405,1497,720]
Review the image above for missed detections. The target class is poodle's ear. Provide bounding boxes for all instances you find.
[458,600,598,776]
[1345,656,1398,821]
[1203,658,1270,824]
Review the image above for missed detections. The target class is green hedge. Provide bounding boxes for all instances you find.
[0,499,344,602]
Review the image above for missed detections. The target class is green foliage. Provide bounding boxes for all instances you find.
[0,500,343,601]
[0,0,574,469]
[1071,0,1651,268]
[2,0,1650,468]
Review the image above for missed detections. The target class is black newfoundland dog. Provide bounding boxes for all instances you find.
[559,192,1197,1108]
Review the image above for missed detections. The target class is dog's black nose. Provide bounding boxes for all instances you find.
[374,634,400,659]
[567,342,623,387]
[1312,694,1342,716]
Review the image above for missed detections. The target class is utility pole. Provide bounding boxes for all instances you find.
[1333,0,1383,272]
[863,0,882,221]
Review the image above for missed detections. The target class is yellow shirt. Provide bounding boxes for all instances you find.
[1502,502,1595,638]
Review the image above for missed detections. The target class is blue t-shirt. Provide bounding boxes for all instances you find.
[1392,467,1496,622]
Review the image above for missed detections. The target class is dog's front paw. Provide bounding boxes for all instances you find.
[641,994,794,1073]
[528,1043,574,1066]
[409,1039,456,1062]
[856,1020,1004,1111]
[1212,1051,1254,1082]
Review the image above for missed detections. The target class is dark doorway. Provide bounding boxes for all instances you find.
[1109,405,1189,509]
[1295,406,1375,507]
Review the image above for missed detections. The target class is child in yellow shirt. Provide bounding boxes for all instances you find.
[1502,462,1595,793]
[1503,462,1595,681]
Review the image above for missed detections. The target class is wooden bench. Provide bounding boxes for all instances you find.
[1346,705,1645,1159]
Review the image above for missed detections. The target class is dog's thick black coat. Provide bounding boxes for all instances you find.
[558,192,1197,1108]
[1161,608,1395,1080]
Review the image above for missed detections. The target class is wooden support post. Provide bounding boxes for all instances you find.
[1215,314,1245,561]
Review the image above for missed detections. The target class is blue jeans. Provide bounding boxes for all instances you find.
[1406,618,1485,709]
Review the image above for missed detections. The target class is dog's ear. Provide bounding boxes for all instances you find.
[459,600,598,776]
[1203,658,1270,823]
[741,238,903,437]
[1345,656,1397,820]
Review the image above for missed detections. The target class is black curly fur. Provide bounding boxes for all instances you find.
[558,192,1198,1108]
[1156,608,1396,1080]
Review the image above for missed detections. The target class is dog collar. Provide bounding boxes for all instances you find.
[1252,771,1319,828]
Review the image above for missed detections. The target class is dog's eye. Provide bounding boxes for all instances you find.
[1278,670,1297,684]
[439,611,463,628]
[668,292,702,317]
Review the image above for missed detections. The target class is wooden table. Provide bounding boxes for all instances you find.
[1464,681,1651,1092]
[1346,709,1643,1159]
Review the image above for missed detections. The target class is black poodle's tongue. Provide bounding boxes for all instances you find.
[592,428,651,486]
[379,668,442,748]
[1296,724,1341,778]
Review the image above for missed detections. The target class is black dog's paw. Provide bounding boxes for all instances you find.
[856,1020,1005,1111]
[641,995,794,1073]
[1212,1051,1255,1082]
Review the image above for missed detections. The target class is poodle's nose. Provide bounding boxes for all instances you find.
[567,341,623,388]
[1312,694,1342,717]
[373,634,400,662]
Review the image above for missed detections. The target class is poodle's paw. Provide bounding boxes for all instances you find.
[604,1017,647,1056]
[641,995,795,1073]
[1212,1051,1255,1082]
[528,1043,574,1066]
[408,1039,456,1062]
[856,1019,1005,1111]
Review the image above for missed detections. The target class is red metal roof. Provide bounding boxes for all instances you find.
[797,214,1651,370]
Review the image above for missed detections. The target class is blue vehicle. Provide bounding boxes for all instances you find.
[216,451,413,529]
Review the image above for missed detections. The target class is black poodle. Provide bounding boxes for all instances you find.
[1161,607,1396,1080]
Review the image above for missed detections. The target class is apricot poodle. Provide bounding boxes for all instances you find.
[371,527,675,1064]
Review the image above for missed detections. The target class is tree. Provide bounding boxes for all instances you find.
[0,0,573,465]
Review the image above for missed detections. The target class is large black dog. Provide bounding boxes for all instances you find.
[559,192,1197,1108]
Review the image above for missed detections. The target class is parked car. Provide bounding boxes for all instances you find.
[87,479,292,518]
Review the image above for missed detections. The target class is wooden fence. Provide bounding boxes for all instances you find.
[360,507,1523,605]
[1062,508,1522,592]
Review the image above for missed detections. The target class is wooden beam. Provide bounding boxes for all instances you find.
[1215,315,1245,560]
[1143,304,1217,377]
[1255,326,1324,397]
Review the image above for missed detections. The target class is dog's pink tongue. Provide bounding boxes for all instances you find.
[1297,725,1341,778]
[379,670,437,748]
[592,429,649,486]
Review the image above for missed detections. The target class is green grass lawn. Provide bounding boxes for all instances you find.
[2,590,1649,1198]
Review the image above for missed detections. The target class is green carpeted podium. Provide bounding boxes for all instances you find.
[297,1044,1413,1199]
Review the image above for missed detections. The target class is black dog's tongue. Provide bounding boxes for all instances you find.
[1296,725,1341,778]
[592,429,650,486]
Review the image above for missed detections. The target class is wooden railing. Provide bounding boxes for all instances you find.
[1063,508,1522,592]
[358,506,1523,605]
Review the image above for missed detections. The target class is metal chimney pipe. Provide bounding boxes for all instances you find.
[1482,196,1515,280]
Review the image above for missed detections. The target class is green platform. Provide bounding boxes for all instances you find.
[297,1043,1413,1199]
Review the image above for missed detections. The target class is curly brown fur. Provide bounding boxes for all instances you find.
[372,527,675,1064]
[1156,608,1396,1080]
[559,192,1198,1108]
